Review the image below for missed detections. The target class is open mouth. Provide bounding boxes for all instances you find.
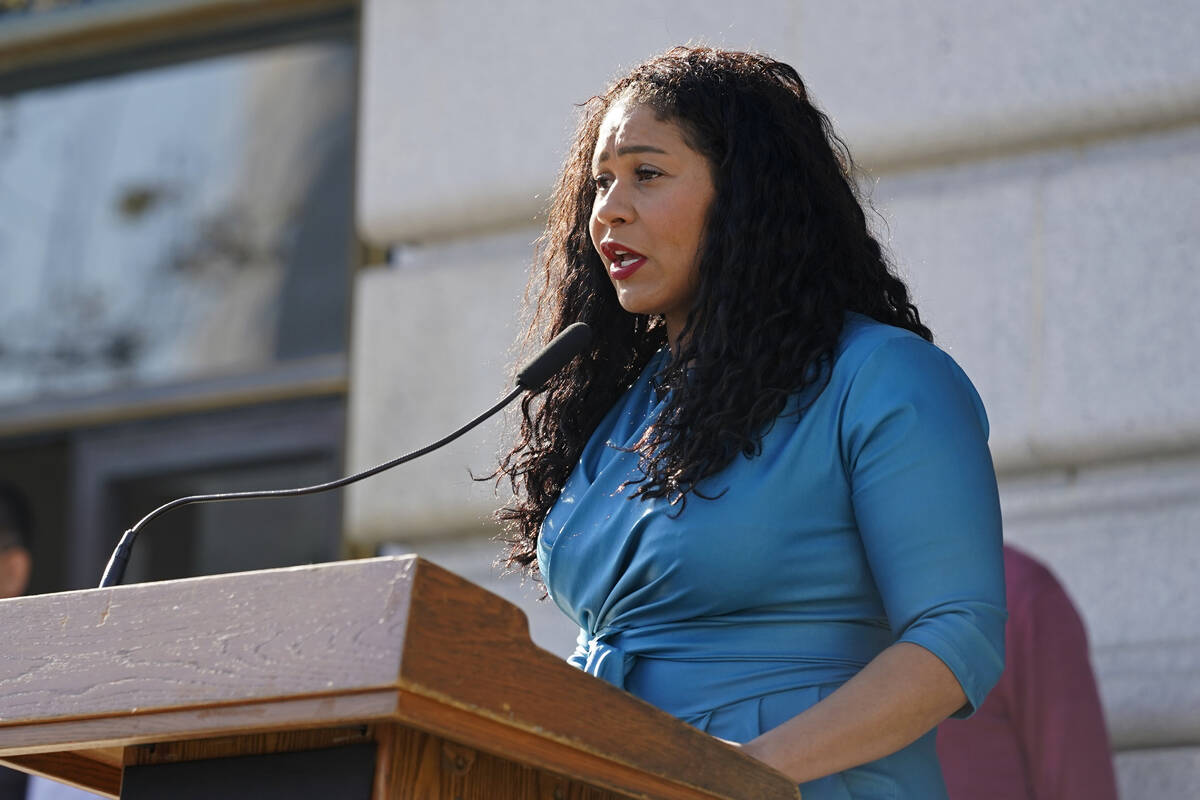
[600,241,647,280]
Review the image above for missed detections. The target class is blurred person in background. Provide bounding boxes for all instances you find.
[937,544,1119,799]
[0,483,32,604]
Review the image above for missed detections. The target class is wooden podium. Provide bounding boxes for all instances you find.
[0,556,799,799]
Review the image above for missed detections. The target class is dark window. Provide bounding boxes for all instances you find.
[0,24,357,592]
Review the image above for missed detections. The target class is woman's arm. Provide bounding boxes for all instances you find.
[733,335,1008,784]
[739,642,964,784]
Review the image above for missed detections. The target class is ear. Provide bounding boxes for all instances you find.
[0,546,31,598]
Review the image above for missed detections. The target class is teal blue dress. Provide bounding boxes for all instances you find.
[538,314,1007,799]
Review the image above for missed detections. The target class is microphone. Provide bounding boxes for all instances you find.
[98,322,593,588]
[516,321,592,390]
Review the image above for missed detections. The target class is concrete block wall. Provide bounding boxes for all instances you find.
[351,2,1200,794]
[878,126,1200,468]
[346,231,535,541]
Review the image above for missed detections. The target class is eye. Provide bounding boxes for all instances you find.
[635,166,663,181]
[593,173,613,191]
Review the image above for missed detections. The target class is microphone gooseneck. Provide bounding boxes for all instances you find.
[98,322,593,588]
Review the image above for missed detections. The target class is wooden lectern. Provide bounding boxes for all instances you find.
[0,557,800,799]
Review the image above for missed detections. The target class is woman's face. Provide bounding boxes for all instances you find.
[589,99,716,345]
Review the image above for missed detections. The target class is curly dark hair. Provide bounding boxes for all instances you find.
[495,46,930,576]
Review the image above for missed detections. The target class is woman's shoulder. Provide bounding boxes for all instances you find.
[836,311,933,364]
[830,312,989,437]
[834,312,966,381]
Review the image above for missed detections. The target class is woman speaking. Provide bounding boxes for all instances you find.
[495,46,1006,799]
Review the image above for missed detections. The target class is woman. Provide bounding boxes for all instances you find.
[496,46,1006,799]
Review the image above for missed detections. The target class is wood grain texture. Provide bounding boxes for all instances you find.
[125,724,375,766]
[375,724,629,800]
[0,559,414,724]
[0,557,798,799]
[388,691,752,800]
[80,746,124,768]
[0,689,398,755]
[0,751,120,798]
[398,561,800,800]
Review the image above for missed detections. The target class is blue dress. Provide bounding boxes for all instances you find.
[537,314,1007,799]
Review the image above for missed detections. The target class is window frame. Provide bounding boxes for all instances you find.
[0,0,358,94]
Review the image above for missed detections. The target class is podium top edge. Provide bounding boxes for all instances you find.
[0,555,432,604]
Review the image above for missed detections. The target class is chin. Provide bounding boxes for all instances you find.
[613,288,661,318]
[615,300,660,319]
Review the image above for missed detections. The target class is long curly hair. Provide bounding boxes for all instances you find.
[495,46,930,576]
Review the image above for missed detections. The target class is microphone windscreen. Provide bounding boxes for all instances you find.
[516,323,593,390]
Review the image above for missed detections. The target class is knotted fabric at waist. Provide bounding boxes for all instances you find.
[579,618,893,715]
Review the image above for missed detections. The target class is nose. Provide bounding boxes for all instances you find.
[592,180,634,228]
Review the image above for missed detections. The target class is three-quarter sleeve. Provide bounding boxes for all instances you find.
[841,336,1007,717]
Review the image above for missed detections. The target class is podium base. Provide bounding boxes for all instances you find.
[122,743,375,800]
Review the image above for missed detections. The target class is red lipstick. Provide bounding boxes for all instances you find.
[600,241,648,280]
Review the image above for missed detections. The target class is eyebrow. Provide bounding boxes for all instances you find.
[594,144,668,163]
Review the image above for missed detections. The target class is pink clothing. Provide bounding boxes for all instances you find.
[937,546,1118,800]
